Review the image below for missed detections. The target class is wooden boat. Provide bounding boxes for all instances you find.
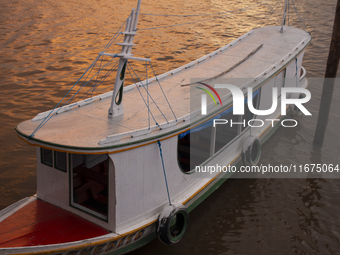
[0,0,311,254]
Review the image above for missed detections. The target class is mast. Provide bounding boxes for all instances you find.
[280,0,289,33]
[106,0,151,118]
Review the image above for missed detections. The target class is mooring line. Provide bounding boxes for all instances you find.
[157,140,172,205]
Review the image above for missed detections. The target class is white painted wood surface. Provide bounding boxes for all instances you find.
[17,26,311,149]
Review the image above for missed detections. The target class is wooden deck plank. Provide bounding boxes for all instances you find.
[0,211,80,246]
[0,199,110,248]
[0,200,62,234]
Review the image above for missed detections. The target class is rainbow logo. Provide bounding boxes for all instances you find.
[196,82,222,106]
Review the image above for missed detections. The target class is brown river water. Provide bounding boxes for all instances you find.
[1,0,340,254]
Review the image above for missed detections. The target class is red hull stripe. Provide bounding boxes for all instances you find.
[0,199,110,248]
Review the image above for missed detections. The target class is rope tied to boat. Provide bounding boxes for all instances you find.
[149,62,178,122]
[295,57,298,87]
[28,17,128,139]
[126,61,168,128]
[157,140,172,206]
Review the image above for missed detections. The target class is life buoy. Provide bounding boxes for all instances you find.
[157,204,189,245]
[242,136,261,166]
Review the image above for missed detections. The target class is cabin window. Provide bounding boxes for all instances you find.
[40,148,68,172]
[54,151,67,172]
[275,69,286,90]
[214,110,239,153]
[178,88,261,173]
[178,107,240,172]
[70,153,109,220]
[178,132,191,172]
[178,121,213,173]
[242,88,261,131]
[41,148,53,167]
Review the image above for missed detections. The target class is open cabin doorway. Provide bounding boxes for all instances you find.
[70,153,109,220]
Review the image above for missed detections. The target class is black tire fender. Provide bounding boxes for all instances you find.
[290,93,306,116]
[157,203,189,245]
[242,136,261,166]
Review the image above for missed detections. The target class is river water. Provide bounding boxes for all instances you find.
[1,0,340,254]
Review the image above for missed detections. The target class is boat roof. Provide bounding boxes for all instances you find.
[16,26,311,152]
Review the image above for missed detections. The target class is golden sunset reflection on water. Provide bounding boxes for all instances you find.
[1,0,285,110]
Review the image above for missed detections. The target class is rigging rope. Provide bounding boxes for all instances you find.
[29,17,128,138]
[146,63,150,129]
[157,140,172,205]
[287,0,289,27]
[29,55,118,139]
[127,61,170,124]
[254,0,282,29]
[79,59,120,101]
[92,54,105,98]
[29,55,100,139]
[68,56,99,105]
[102,19,128,53]
[126,63,159,127]
[65,55,118,104]
[295,57,298,87]
[68,56,117,104]
[290,0,310,34]
[149,62,177,122]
